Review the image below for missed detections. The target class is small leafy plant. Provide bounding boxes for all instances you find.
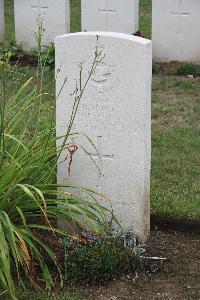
[152,63,161,74]
[177,63,200,76]
[0,41,24,63]
[152,61,200,76]
[32,42,55,68]
[63,231,143,285]
[32,18,55,68]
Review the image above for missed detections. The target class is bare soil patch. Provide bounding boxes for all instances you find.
[82,228,199,300]
[9,55,38,67]
[33,217,200,299]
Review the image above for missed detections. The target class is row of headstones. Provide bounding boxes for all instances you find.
[0,0,200,63]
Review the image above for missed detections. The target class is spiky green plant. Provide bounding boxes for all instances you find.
[0,47,114,299]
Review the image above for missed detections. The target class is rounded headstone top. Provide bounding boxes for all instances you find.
[55,31,152,47]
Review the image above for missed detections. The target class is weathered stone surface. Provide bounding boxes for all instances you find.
[14,0,70,51]
[81,0,139,34]
[0,0,4,42]
[56,32,152,243]
[152,0,200,63]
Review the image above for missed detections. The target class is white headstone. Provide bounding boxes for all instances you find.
[56,32,152,243]
[14,0,70,51]
[81,0,139,34]
[0,0,4,42]
[152,0,200,63]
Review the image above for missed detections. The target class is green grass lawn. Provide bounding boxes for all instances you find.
[152,76,200,219]
[4,0,15,41]
[2,0,199,220]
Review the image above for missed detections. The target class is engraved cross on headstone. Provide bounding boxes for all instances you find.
[171,0,190,34]
[99,9,117,14]
[89,136,114,189]
[31,0,48,10]
[98,0,117,30]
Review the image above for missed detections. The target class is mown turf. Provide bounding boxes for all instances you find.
[70,0,81,33]
[151,75,200,219]
[4,0,14,41]
[140,0,152,39]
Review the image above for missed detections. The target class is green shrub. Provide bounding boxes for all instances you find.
[152,63,161,74]
[63,236,142,285]
[33,42,55,68]
[177,63,200,76]
[0,41,24,63]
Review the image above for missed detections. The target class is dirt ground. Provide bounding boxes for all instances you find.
[38,216,200,300]
[79,217,200,300]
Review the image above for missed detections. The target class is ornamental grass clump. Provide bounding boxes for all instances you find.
[0,47,113,299]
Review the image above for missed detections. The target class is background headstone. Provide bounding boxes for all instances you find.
[152,0,200,63]
[81,0,139,34]
[56,32,152,243]
[14,0,70,51]
[0,0,4,42]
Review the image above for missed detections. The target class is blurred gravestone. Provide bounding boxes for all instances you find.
[56,32,152,243]
[152,0,200,63]
[14,0,70,51]
[81,0,139,34]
